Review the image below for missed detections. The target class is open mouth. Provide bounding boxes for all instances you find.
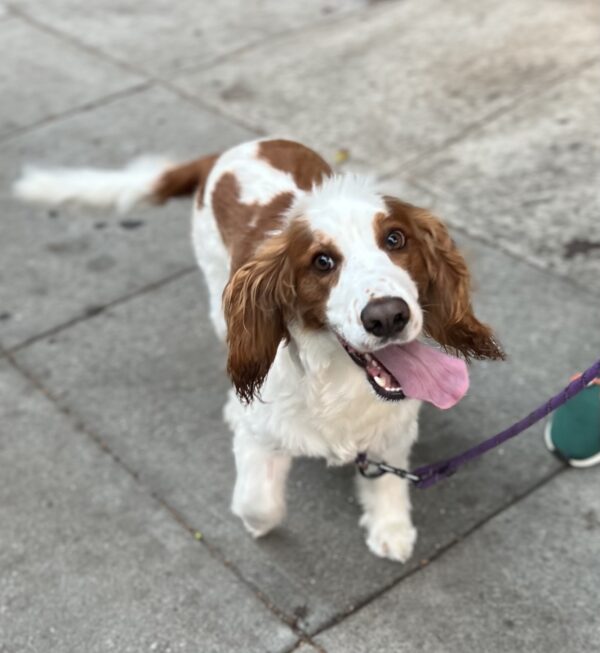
[338,335,471,410]
[340,339,406,401]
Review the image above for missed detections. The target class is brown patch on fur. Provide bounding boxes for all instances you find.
[287,224,342,330]
[152,154,218,205]
[212,173,295,274]
[377,200,505,361]
[223,230,294,403]
[258,139,332,191]
[223,219,342,402]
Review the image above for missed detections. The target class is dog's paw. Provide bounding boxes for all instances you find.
[238,512,279,539]
[361,517,417,563]
[232,499,284,539]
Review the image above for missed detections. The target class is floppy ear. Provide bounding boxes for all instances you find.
[412,209,505,361]
[222,233,295,403]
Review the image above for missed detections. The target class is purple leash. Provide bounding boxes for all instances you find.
[356,358,600,489]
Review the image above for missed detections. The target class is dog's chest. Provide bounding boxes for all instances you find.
[249,341,421,463]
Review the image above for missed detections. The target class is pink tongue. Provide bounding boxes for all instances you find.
[373,340,469,409]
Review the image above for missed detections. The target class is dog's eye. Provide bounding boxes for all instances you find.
[313,253,336,272]
[385,229,406,250]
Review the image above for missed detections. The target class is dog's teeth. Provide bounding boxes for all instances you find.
[374,376,385,387]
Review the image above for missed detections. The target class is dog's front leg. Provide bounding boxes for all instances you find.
[231,429,291,538]
[356,427,417,563]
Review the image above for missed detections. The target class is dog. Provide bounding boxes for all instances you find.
[15,138,504,561]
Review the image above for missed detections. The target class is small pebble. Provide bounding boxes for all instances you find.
[334,148,350,164]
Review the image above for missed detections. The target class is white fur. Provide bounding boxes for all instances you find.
[14,156,173,213]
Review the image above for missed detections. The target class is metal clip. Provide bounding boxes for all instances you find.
[356,455,420,483]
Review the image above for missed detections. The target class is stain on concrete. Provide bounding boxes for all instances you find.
[87,255,116,272]
[563,238,600,260]
[583,509,599,531]
[220,81,254,102]
[119,219,144,230]
[292,604,308,627]
[46,237,90,255]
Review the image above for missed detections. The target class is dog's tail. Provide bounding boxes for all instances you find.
[13,153,219,213]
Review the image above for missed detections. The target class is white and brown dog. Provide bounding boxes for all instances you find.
[15,139,504,561]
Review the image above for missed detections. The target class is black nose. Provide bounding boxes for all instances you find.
[360,296,410,339]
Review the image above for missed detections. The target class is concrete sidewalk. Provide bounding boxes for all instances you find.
[1,1,599,651]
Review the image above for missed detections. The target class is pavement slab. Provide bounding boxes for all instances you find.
[0,17,142,139]
[173,0,600,172]
[0,85,254,350]
[316,467,600,652]
[0,360,296,653]
[12,0,367,78]
[409,62,600,291]
[13,231,600,632]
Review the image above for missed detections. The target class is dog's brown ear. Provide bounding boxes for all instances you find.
[223,233,295,403]
[411,208,504,361]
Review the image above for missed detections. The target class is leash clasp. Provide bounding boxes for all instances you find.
[355,453,420,483]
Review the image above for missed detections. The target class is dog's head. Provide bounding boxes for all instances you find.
[223,175,504,404]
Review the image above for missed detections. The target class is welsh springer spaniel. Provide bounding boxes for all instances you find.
[15,138,504,561]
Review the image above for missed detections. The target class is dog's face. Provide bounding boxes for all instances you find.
[223,177,503,403]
